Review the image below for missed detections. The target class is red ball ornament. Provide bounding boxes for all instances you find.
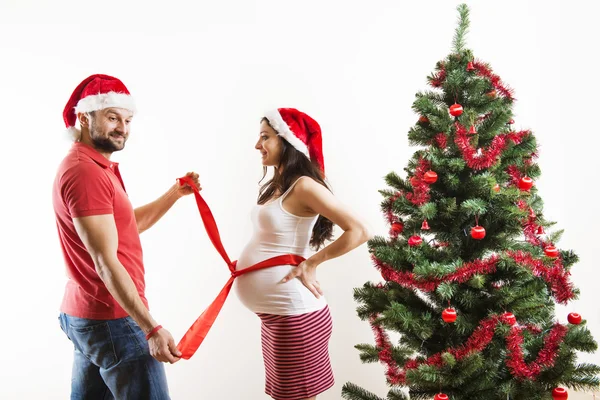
[536,226,545,235]
[419,115,429,123]
[508,119,515,125]
[421,220,430,230]
[468,125,477,135]
[552,387,568,400]
[471,226,486,240]
[568,312,582,325]
[408,236,423,247]
[502,312,517,326]
[544,245,559,258]
[435,394,449,400]
[518,177,534,191]
[493,184,501,193]
[391,222,404,234]
[449,103,463,117]
[466,61,475,72]
[411,176,419,186]
[423,170,438,184]
[486,89,497,98]
[442,308,457,323]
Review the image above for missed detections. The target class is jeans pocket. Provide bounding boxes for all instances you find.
[58,314,66,335]
[69,320,118,369]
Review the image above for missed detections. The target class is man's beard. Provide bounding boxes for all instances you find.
[90,126,126,153]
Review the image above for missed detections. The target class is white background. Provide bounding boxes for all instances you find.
[1,0,599,399]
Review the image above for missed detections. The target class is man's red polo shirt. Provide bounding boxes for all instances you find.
[53,142,148,319]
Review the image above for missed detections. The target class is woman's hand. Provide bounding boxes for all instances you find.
[280,260,323,299]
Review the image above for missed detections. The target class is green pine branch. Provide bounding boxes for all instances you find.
[342,382,386,400]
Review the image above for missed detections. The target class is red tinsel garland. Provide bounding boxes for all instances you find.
[506,251,575,304]
[374,254,499,292]
[506,165,522,186]
[524,323,543,335]
[370,315,404,384]
[374,250,574,303]
[426,58,514,99]
[516,200,545,247]
[454,123,530,170]
[509,159,553,249]
[430,64,447,88]
[383,160,431,235]
[523,220,543,246]
[506,131,529,145]
[473,60,515,100]
[505,324,568,379]
[371,310,568,384]
[405,158,432,206]
[434,133,448,149]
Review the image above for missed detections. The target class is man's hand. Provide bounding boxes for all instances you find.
[148,327,182,364]
[280,260,324,299]
[175,172,201,197]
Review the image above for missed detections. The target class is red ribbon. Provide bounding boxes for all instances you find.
[175,176,305,359]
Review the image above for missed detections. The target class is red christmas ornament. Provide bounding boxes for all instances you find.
[536,226,545,234]
[449,103,463,117]
[518,177,534,191]
[442,308,457,323]
[411,176,419,186]
[408,236,423,247]
[435,394,449,400]
[466,61,475,72]
[508,119,515,124]
[468,125,477,135]
[423,170,438,184]
[421,220,430,230]
[568,312,582,325]
[471,226,486,240]
[493,184,500,193]
[544,245,559,258]
[486,89,497,98]
[502,312,517,326]
[552,387,568,400]
[391,222,404,234]
[419,115,429,123]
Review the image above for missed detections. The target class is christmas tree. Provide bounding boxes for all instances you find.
[342,5,599,400]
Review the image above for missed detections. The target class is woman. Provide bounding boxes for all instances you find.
[234,108,372,400]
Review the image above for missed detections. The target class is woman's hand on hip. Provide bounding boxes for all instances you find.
[280,260,323,299]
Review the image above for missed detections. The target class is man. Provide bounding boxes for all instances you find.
[53,74,199,399]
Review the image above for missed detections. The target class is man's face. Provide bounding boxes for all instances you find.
[88,108,133,153]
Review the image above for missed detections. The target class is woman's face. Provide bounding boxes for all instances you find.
[255,120,283,168]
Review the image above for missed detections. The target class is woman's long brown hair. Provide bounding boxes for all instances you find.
[258,118,334,250]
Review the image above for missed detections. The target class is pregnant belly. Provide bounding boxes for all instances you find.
[233,265,327,316]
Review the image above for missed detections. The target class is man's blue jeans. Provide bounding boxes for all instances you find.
[59,313,170,400]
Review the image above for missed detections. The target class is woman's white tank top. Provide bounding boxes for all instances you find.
[234,177,328,315]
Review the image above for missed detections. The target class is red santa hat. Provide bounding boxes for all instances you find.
[263,108,325,174]
[63,74,136,140]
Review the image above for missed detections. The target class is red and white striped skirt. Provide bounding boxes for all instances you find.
[257,305,335,400]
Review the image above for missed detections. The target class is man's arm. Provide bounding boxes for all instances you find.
[134,172,200,234]
[134,185,180,234]
[73,214,181,363]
